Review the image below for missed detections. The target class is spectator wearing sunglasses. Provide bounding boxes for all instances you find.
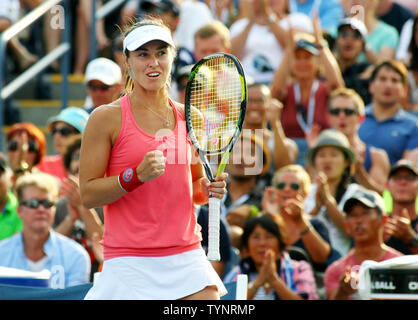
[333,18,373,105]
[6,122,47,182]
[37,107,89,183]
[0,173,91,288]
[325,88,390,195]
[0,156,21,241]
[84,57,123,114]
[262,165,339,278]
[304,129,365,257]
[339,0,399,65]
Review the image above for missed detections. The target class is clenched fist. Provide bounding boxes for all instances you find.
[136,150,167,182]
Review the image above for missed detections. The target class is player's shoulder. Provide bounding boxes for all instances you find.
[92,98,121,113]
[89,99,122,121]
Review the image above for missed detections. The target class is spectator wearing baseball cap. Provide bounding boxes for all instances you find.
[324,186,403,300]
[37,107,89,183]
[84,58,123,113]
[271,24,344,166]
[339,0,399,64]
[383,160,418,255]
[334,18,373,105]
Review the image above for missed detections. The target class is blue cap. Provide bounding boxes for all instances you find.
[47,107,90,133]
[295,39,319,56]
[343,186,387,215]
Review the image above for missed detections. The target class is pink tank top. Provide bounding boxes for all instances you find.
[102,95,202,260]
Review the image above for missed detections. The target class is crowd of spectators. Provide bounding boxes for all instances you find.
[0,0,417,300]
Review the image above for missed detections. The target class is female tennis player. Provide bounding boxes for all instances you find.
[80,17,228,300]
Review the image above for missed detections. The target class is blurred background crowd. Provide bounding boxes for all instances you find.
[0,0,417,300]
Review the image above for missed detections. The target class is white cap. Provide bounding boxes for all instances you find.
[85,57,122,86]
[338,18,368,41]
[123,24,175,53]
[280,13,314,34]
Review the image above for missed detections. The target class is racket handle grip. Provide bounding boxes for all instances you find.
[207,197,221,261]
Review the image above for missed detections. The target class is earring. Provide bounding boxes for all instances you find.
[129,69,133,78]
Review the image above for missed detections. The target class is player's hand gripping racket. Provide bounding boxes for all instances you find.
[185,53,247,261]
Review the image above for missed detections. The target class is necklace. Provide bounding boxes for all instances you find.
[141,103,172,127]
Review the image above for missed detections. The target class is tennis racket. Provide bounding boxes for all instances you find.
[185,53,247,261]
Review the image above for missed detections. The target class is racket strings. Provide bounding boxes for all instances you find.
[189,57,242,153]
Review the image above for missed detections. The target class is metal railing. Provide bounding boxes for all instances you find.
[0,0,126,151]
[0,0,72,151]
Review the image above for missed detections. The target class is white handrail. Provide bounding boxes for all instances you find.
[1,0,62,43]
[1,43,70,100]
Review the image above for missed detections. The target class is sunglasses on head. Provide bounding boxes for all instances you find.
[328,108,357,116]
[87,83,112,91]
[51,126,76,137]
[20,198,55,209]
[276,182,300,191]
[338,30,363,40]
[7,140,38,153]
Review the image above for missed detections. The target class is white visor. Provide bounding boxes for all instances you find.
[123,25,175,53]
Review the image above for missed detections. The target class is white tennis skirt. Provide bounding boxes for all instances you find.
[84,248,227,300]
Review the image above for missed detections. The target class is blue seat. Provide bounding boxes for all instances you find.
[221,274,248,300]
[0,282,93,300]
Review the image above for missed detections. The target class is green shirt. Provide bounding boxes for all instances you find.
[0,191,21,241]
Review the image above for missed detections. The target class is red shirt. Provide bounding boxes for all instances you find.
[36,155,67,183]
[280,81,331,138]
[324,248,403,299]
[102,95,202,260]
